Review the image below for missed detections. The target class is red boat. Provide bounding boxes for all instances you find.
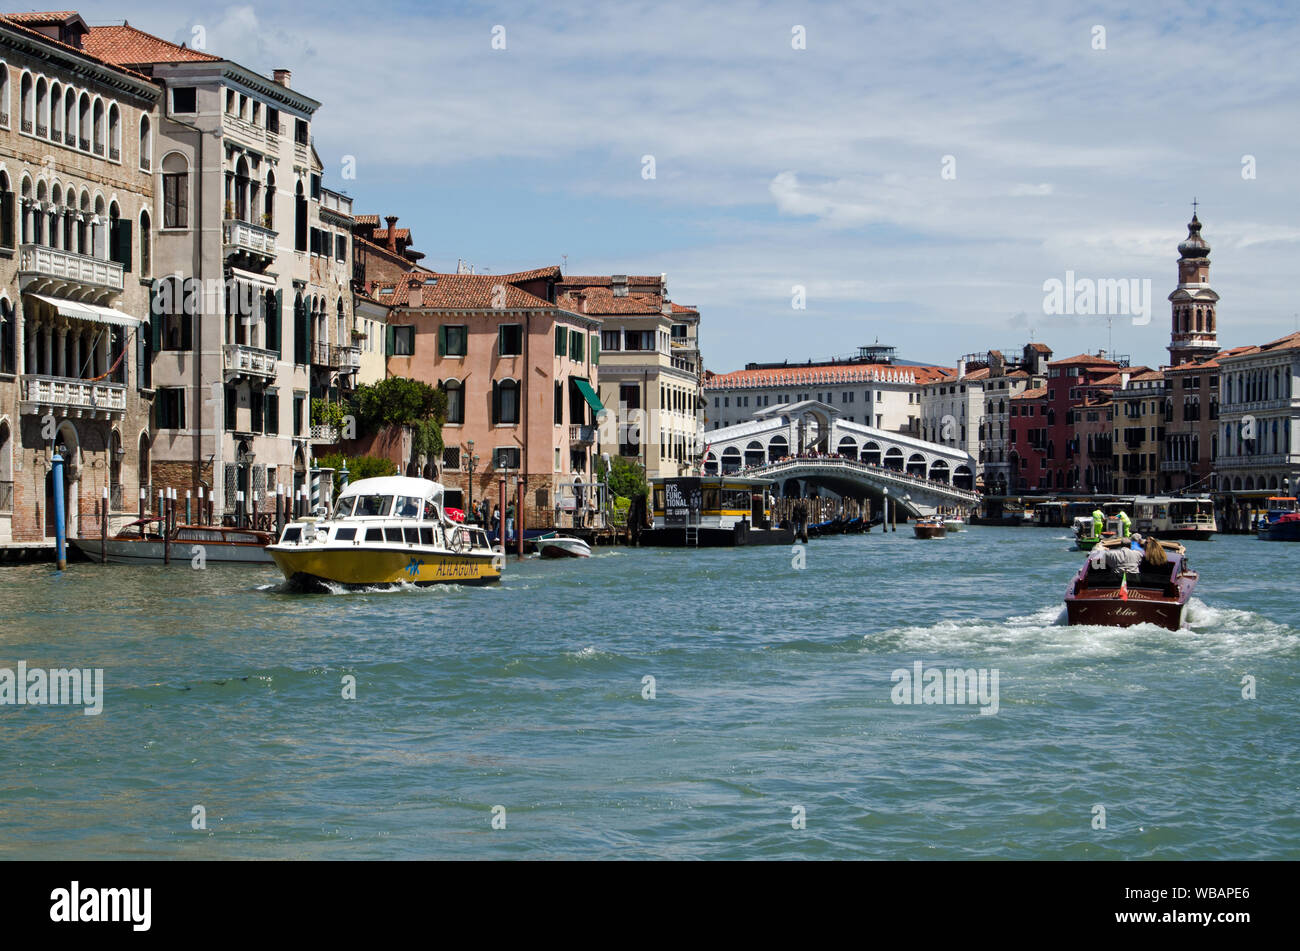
[1064,538,1197,630]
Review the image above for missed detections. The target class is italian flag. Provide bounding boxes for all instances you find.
[1119,574,1128,601]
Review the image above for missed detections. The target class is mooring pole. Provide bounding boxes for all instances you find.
[185,489,192,525]
[516,478,525,558]
[51,452,67,571]
[100,486,108,564]
[276,484,284,537]
[498,477,507,560]
[163,491,171,566]
[139,485,146,524]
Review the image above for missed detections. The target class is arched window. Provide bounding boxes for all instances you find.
[138,115,151,170]
[0,171,11,250]
[92,97,105,155]
[441,379,464,424]
[49,81,62,140]
[108,103,121,160]
[492,378,520,424]
[0,297,15,374]
[20,71,33,132]
[263,170,275,229]
[161,153,188,229]
[35,76,47,137]
[0,64,9,128]
[63,87,74,146]
[78,91,90,149]
[139,210,151,276]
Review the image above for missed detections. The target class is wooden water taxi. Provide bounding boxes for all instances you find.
[1064,537,1197,630]
[71,518,273,564]
[267,477,500,589]
[913,517,947,539]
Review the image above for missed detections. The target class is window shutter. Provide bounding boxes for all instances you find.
[575,332,584,363]
[555,326,566,356]
[149,282,162,351]
[591,334,598,365]
[181,311,193,351]
[136,323,149,389]
[385,324,395,356]
[0,189,13,249]
[118,219,132,272]
[492,380,501,424]
[271,290,282,357]
[295,195,308,251]
[438,325,447,357]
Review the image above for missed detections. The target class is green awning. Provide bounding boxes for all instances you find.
[573,378,604,415]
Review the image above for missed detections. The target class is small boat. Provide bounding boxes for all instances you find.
[71,518,273,564]
[1071,514,1118,550]
[943,516,965,532]
[267,476,501,589]
[535,534,592,558]
[1064,537,1197,630]
[913,517,947,539]
[1257,497,1300,541]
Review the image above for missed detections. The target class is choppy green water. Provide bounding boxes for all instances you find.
[0,527,1296,859]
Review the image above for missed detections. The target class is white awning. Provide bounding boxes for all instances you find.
[228,267,277,289]
[26,293,141,328]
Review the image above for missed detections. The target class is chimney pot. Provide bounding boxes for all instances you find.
[273,69,292,87]
[385,216,398,253]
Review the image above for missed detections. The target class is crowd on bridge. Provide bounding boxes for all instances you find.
[704,449,979,495]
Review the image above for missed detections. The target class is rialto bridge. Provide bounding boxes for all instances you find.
[701,401,979,516]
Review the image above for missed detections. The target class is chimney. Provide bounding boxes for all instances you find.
[385,216,398,253]
[272,69,292,87]
[611,274,628,298]
[957,357,967,379]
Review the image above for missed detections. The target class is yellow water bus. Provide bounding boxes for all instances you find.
[267,476,501,589]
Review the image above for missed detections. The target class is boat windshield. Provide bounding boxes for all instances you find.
[394,496,423,519]
[333,496,356,518]
[351,494,394,517]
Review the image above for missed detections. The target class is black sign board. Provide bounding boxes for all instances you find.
[664,478,702,526]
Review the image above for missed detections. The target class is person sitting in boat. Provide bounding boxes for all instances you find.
[1141,536,1168,569]
[1096,542,1142,574]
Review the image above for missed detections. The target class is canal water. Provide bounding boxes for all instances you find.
[1,527,1296,859]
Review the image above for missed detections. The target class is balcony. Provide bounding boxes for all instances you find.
[569,425,596,445]
[65,132,75,148]
[19,244,124,292]
[333,345,361,371]
[1217,452,1292,469]
[21,374,126,418]
[1160,460,1191,473]
[223,218,277,258]
[223,343,277,380]
[309,424,339,444]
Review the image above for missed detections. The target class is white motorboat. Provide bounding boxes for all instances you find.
[535,534,592,558]
[943,516,965,532]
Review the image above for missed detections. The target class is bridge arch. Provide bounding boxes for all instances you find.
[721,447,741,473]
[884,447,904,470]
[906,453,926,478]
[929,459,950,483]
[744,440,765,468]
[861,441,881,466]
[767,433,788,462]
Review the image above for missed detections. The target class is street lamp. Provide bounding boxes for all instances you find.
[882,486,889,532]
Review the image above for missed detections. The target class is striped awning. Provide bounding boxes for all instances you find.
[26,293,140,327]
[228,266,277,289]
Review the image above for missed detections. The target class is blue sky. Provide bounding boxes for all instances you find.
[89,0,1300,371]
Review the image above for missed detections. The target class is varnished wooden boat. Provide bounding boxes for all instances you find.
[913,518,947,539]
[1064,537,1197,630]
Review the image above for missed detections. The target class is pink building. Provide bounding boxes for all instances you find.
[376,266,601,527]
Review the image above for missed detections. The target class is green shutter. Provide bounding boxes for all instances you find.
[438,325,447,357]
[385,324,396,356]
[271,290,282,357]
[591,334,599,365]
[498,325,506,355]
[150,281,162,351]
[556,326,567,356]
[574,332,584,363]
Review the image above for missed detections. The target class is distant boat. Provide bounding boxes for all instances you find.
[913,517,947,539]
[1064,537,1197,630]
[535,535,592,558]
[943,516,965,532]
[1257,497,1300,541]
[71,518,273,564]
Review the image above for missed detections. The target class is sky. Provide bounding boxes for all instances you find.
[75,0,1300,372]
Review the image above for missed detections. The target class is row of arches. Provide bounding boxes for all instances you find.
[701,435,972,486]
[1225,368,1290,406]
[6,66,145,165]
[2,167,149,270]
[1172,304,1215,336]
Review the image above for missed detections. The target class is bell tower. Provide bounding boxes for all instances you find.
[1167,203,1220,366]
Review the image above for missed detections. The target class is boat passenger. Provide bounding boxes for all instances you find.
[1100,543,1142,574]
[1142,536,1168,569]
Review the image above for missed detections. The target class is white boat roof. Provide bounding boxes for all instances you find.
[337,476,444,500]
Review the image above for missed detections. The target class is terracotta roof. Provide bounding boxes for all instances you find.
[1177,345,1257,370]
[1254,330,1300,353]
[353,215,380,226]
[370,228,411,242]
[1127,369,1165,383]
[1012,386,1047,400]
[499,265,562,282]
[377,272,561,311]
[1028,343,1052,353]
[704,363,947,389]
[0,14,154,81]
[1048,352,1119,367]
[556,287,665,316]
[557,275,662,288]
[353,234,433,270]
[3,10,79,23]
[83,22,223,65]
[670,303,699,315]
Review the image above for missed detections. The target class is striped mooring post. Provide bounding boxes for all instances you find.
[310,469,321,514]
[339,461,349,493]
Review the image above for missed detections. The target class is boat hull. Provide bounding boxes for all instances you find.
[1258,521,1300,541]
[268,546,501,589]
[70,537,272,564]
[1064,591,1188,630]
[913,523,946,539]
[537,538,591,558]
